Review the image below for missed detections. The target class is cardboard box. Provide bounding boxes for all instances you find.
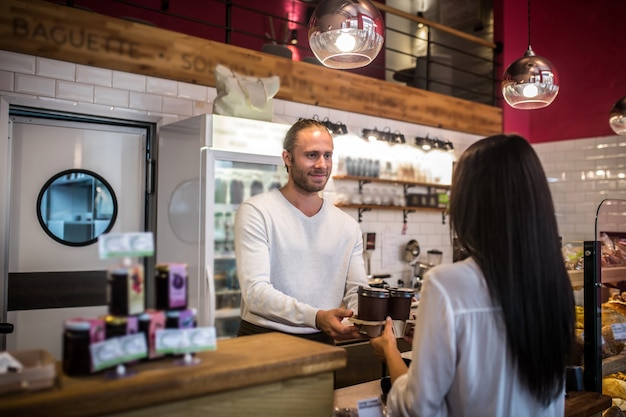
[0,350,56,396]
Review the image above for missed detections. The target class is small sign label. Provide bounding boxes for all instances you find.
[612,323,626,341]
[90,333,148,372]
[155,327,217,355]
[98,232,154,259]
[356,397,385,417]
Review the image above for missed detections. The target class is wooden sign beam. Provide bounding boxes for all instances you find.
[0,0,502,136]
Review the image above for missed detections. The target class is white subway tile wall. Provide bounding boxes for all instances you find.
[94,86,130,107]
[36,58,75,81]
[0,70,14,92]
[56,80,94,103]
[76,65,113,87]
[534,136,626,242]
[3,51,624,282]
[14,73,56,97]
[147,76,178,97]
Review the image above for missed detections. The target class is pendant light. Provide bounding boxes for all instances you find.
[501,0,558,109]
[308,0,384,69]
[609,96,626,135]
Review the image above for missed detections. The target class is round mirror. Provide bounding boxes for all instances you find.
[36,169,118,247]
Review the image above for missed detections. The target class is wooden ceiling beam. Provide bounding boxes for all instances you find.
[0,0,502,136]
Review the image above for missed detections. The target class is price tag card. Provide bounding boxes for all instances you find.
[98,232,154,259]
[612,323,626,341]
[155,327,217,355]
[90,334,147,372]
[357,397,385,417]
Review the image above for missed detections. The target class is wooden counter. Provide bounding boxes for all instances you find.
[0,332,347,417]
[566,391,613,417]
[334,380,613,417]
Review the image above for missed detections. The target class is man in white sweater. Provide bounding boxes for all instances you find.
[234,119,369,344]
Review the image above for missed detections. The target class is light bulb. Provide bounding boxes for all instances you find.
[522,84,539,98]
[335,31,357,52]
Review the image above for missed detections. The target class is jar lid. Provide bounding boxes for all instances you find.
[109,268,129,277]
[358,286,390,298]
[389,287,414,298]
[105,315,128,325]
[64,320,91,331]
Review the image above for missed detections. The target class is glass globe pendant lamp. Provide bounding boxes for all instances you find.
[502,46,559,109]
[308,0,385,69]
[609,96,626,135]
[501,0,559,109]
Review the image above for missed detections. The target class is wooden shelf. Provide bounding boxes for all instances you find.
[332,175,450,189]
[332,175,449,223]
[335,203,446,224]
[602,266,626,284]
[568,266,626,288]
[569,270,584,288]
[335,204,446,212]
[603,353,626,377]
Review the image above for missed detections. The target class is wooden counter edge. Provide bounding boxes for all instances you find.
[0,333,347,417]
[565,391,612,417]
[335,381,613,417]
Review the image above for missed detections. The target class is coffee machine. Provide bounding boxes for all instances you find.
[404,240,442,292]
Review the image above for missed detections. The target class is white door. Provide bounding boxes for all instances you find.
[1,107,154,358]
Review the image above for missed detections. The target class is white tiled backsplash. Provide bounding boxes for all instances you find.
[1,50,624,282]
[534,137,626,241]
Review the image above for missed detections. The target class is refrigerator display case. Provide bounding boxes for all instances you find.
[156,114,289,338]
[571,199,626,401]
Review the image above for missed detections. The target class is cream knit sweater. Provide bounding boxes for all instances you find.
[234,188,369,334]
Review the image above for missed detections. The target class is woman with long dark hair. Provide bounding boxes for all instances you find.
[371,134,575,416]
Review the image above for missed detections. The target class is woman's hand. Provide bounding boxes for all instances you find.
[370,316,401,360]
[370,316,409,384]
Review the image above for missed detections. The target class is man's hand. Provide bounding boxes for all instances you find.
[315,308,364,341]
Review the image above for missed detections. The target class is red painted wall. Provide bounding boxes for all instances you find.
[496,0,626,143]
[54,0,386,79]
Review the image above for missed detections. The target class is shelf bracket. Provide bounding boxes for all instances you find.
[358,179,371,194]
[402,209,415,224]
[357,207,371,223]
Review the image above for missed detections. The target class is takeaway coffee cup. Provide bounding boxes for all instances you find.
[388,287,414,320]
[358,286,390,322]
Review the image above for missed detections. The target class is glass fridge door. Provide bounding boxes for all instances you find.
[212,159,287,338]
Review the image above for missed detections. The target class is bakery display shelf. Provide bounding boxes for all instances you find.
[568,266,626,288]
[569,270,584,288]
[603,353,626,377]
[602,266,626,284]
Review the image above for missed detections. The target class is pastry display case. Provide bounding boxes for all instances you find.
[569,199,626,409]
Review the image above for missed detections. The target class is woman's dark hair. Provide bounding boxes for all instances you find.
[449,134,575,405]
